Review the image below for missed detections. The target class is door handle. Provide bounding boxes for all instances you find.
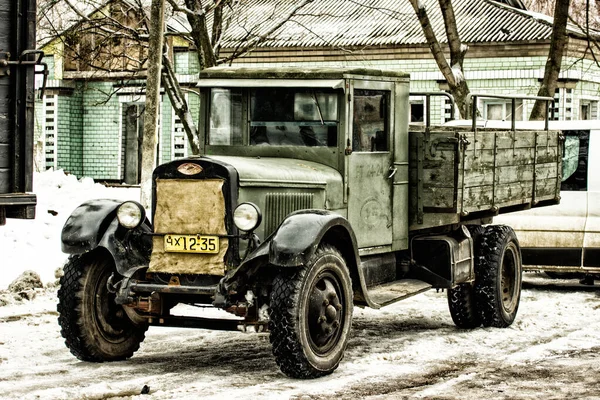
[388,167,397,179]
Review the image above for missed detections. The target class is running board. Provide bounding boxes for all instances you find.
[366,279,432,308]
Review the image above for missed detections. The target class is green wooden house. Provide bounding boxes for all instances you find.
[36,0,600,182]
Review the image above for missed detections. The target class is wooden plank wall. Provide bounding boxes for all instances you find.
[409,129,561,229]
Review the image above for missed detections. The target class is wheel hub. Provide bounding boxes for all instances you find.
[308,275,343,351]
[500,244,519,313]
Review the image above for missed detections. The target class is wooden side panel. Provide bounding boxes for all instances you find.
[409,131,458,210]
[409,129,561,230]
[460,130,560,214]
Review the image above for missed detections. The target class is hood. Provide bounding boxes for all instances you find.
[207,155,343,190]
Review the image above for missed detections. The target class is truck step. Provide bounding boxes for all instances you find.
[367,279,432,308]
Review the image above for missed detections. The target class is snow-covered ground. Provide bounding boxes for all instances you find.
[0,170,140,289]
[1,171,600,399]
[0,277,599,399]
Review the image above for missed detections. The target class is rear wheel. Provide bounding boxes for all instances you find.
[448,283,479,328]
[447,225,485,329]
[474,225,522,328]
[57,250,148,361]
[269,245,353,378]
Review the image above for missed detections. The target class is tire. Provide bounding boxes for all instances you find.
[466,225,486,247]
[474,225,522,328]
[269,245,353,379]
[447,225,485,329]
[448,283,480,328]
[57,250,148,362]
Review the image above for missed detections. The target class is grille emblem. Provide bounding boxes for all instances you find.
[177,163,203,175]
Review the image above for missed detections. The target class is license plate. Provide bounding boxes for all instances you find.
[164,234,220,254]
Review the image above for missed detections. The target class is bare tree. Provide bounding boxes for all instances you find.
[530,0,571,120]
[525,0,599,28]
[164,0,314,147]
[408,0,471,118]
[141,0,165,208]
[39,0,315,158]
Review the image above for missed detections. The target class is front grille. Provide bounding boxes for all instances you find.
[264,192,314,236]
[148,178,229,276]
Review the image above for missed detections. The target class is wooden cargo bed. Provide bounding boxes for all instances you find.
[409,127,562,230]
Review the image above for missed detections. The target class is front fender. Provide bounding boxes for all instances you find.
[269,209,358,267]
[217,210,361,306]
[98,218,152,276]
[62,199,122,253]
[215,210,370,309]
[61,199,152,276]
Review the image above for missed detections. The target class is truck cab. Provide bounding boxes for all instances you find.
[57,67,562,378]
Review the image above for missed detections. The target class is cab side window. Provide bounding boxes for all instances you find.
[352,89,390,152]
[561,130,589,191]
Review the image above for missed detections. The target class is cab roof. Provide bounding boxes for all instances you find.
[197,66,410,81]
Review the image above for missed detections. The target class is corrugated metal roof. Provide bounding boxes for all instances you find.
[217,0,591,49]
[38,0,596,51]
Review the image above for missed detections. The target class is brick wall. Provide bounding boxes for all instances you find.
[69,85,84,176]
[81,82,122,180]
[56,95,70,171]
[161,95,172,164]
[35,41,600,181]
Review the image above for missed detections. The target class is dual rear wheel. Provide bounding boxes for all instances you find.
[448,225,523,328]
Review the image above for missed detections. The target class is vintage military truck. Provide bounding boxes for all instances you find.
[57,68,561,378]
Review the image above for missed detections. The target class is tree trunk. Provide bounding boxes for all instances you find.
[409,0,471,118]
[184,0,217,69]
[141,0,165,209]
[530,0,571,120]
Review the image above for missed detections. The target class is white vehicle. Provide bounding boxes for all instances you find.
[472,120,600,282]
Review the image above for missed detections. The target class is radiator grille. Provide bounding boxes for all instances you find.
[264,193,314,236]
[149,178,228,276]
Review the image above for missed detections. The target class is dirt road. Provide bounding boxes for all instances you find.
[1,274,599,399]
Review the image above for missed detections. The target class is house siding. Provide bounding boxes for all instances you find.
[81,82,122,180]
[34,4,600,181]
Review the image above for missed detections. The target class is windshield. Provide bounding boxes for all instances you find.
[208,88,339,147]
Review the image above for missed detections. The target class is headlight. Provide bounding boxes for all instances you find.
[233,202,261,232]
[116,201,145,229]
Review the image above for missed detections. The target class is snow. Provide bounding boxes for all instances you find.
[451,63,465,85]
[1,170,600,398]
[0,278,599,398]
[0,169,140,290]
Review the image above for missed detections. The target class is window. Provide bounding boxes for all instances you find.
[581,103,590,120]
[561,130,589,191]
[249,88,338,147]
[410,102,424,123]
[208,88,243,146]
[352,89,390,152]
[483,100,523,121]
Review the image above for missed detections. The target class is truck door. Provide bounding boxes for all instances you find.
[347,81,394,250]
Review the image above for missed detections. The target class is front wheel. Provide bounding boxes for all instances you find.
[269,245,353,379]
[57,250,148,361]
[475,225,523,328]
